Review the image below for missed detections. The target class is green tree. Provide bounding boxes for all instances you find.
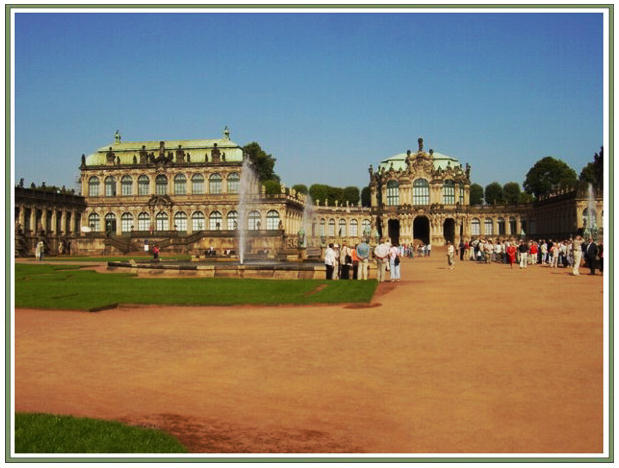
[343,186,360,205]
[503,182,521,205]
[262,180,281,195]
[579,146,603,190]
[242,142,280,182]
[519,191,534,204]
[309,184,329,204]
[470,183,483,205]
[292,184,308,195]
[523,156,578,198]
[361,186,371,207]
[484,182,504,205]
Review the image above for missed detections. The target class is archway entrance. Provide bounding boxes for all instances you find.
[443,218,455,244]
[413,216,430,245]
[388,219,400,245]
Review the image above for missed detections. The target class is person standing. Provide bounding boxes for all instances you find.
[389,242,401,282]
[585,238,598,275]
[35,240,43,261]
[374,239,390,283]
[356,239,370,280]
[459,239,465,261]
[340,242,352,280]
[598,240,604,274]
[324,243,336,280]
[427,242,432,257]
[506,242,517,269]
[518,240,528,269]
[447,241,455,271]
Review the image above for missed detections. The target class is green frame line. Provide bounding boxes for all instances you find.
[5,4,614,464]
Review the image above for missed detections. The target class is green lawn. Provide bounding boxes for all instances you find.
[15,264,377,310]
[43,254,191,262]
[15,413,187,453]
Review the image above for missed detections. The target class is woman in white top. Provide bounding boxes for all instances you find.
[389,243,401,282]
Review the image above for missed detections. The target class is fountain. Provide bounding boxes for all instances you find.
[583,183,599,241]
[300,195,314,248]
[237,157,260,264]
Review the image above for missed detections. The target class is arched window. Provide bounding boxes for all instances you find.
[338,219,347,236]
[386,180,399,206]
[191,174,204,194]
[88,213,100,231]
[443,180,455,205]
[497,217,506,236]
[266,210,280,230]
[209,174,222,194]
[459,185,465,204]
[484,218,493,235]
[350,219,358,237]
[320,218,326,236]
[471,218,481,236]
[227,210,238,230]
[138,175,150,196]
[248,210,261,230]
[121,212,133,233]
[174,211,187,232]
[104,176,116,197]
[104,213,116,233]
[192,211,205,231]
[174,174,187,195]
[328,219,336,236]
[155,211,169,231]
[509,217,517,235]
[362,219,371,236]
[155,175,168,195]
[413,179,429,205]
[209,211,223,231]
[137,212,150,231]
[227,173,240,194]
[583,208,597,228]
[121,176,133,196]
[88,176,100,197]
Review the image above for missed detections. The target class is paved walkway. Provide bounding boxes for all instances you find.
[15,250,604,453]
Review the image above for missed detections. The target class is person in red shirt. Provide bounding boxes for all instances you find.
[529,241,538,265]
[506,242,517,269]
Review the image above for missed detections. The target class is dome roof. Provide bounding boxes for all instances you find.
[377,150,462,172]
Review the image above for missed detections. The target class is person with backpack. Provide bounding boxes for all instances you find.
[389,242,401,282]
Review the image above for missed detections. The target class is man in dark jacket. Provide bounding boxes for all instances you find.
[584,238,598,275]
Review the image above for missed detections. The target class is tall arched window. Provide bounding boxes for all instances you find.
[121,212,133,233]
[459,185,465,204]
[227,210,238,230]
[386,180,399,206]
[338,219,347,236]
[174,174,187,195]
[413,179,429,205]
[174,211,187,232]
[138,175,150,196]
[328,219,336,236]
[209,174,222,194]
[266,210,280,230]
[509,217,517,235]
[191,174,204,194]
[484,218,493,235]
[138,212,150,231]
[209,211,223,230]
[155,211,169,231]
[350,219,358,237]
[497,217,506,236]
[192,211,205,231]
[443,180,455,205]
[248,210,261,230]
[88,213,100,231]
[155,175,168,195]
[227,173,240,194]
[471,218,481,236]
[88,176,100,197]
[121,176,133,196]
[104,213,116,233]
[104,176,116,197]
[320,218,326,236]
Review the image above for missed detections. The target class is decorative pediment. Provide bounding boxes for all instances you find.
[147,194,173,210]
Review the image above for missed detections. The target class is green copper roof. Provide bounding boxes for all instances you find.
[84,138,243,166]
[377,150,462,172]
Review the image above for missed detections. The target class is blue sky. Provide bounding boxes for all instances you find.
[15,12,603,191]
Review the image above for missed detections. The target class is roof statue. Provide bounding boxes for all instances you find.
[418,137,424,152]
[223,126,230,141]
[114,130,121,144]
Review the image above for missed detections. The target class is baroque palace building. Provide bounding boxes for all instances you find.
[14,129,604,257]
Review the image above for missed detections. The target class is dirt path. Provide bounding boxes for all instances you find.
[15,250,604,453]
